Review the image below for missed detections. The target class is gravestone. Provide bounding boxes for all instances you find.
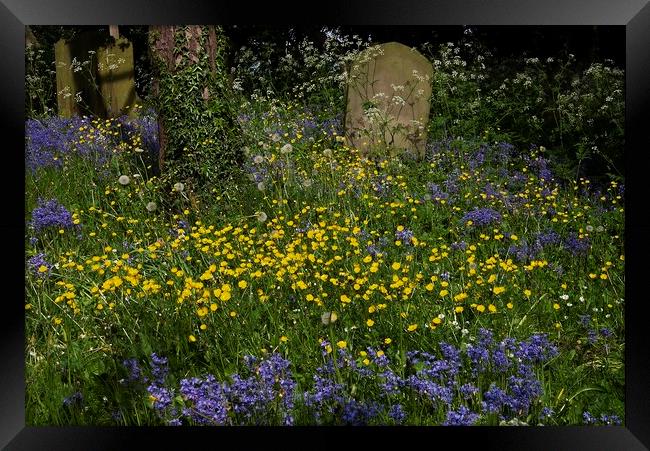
[344,42,433,158]
[54,31,137,118]
[54,38,80,118]
[96,37,137,117]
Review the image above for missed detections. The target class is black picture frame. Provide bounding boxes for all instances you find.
[3,1,649,449]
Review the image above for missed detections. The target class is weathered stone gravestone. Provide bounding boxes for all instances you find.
[55,31,137,118]
[344,42,433,159]
[97,37,137,117]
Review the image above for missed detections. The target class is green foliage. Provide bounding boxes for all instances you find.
[148,26,245,196]
[231,27,369,114]
[24,27,626,427]
[25,105,625,425]
[25,41,57,118]
[421,38,624,183]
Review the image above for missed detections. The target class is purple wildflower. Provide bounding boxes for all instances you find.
[243,355,258,371]
[63,391,83,408]
[439,342,462,377]
[587,330,599,344]
[443,405,480,426]
[25,117,77,171]
[341,400,381,425]
[366,244,382,258]
[427,183,449,201]
[491,345,512,373]
[484,183,501,199]
[461,207,502,227]
[150,353,169,385]
[536,230,560,247]
[482,385,508,413]
[540,407,554,419]
[583,411,597,424]
[514,334,558,364]
[460,383,479,398]
[388,404,407,423]
[179,375,229,425]
[122,358,146,384]
[27,253,53,277]
[367,347,390,367]
[303,373,346,422]
[395,228,414,246]
[372,175,391,197]
[407,375,453,406]
[563,233,591,256]
[147,383,173,413]
[599,414,622,426]
[468,144,487,170]
[451,241,467,251]
[506,374,542,414]
[467,342,490,374]
[29,198,75,233]
[599,328,613,339]
[379,369,404,395]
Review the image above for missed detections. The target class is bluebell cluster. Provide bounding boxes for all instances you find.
[117,111,160,158]
[395,228,414,246]
[582,411,622,426]
[461,207,502,227]
[483,183,502,199]
[523,151,554,183]
[468,144,487,170]
[25,117,80,172]
[25,116,116,172]
[122,330,564,426]
[563,232,591,256]
[506,230,561,262]
[372,174,392,198]
[130,353,296,426]
[27,252,52,277]
[29,198,76,234]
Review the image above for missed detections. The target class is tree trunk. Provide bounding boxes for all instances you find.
[148,25,221,174]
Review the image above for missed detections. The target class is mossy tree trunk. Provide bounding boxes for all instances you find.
[147,25,238,188]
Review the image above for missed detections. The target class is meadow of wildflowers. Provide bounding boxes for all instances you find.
[25,30,624,427]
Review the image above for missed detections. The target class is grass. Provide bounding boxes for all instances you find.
[24,107,624,426]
